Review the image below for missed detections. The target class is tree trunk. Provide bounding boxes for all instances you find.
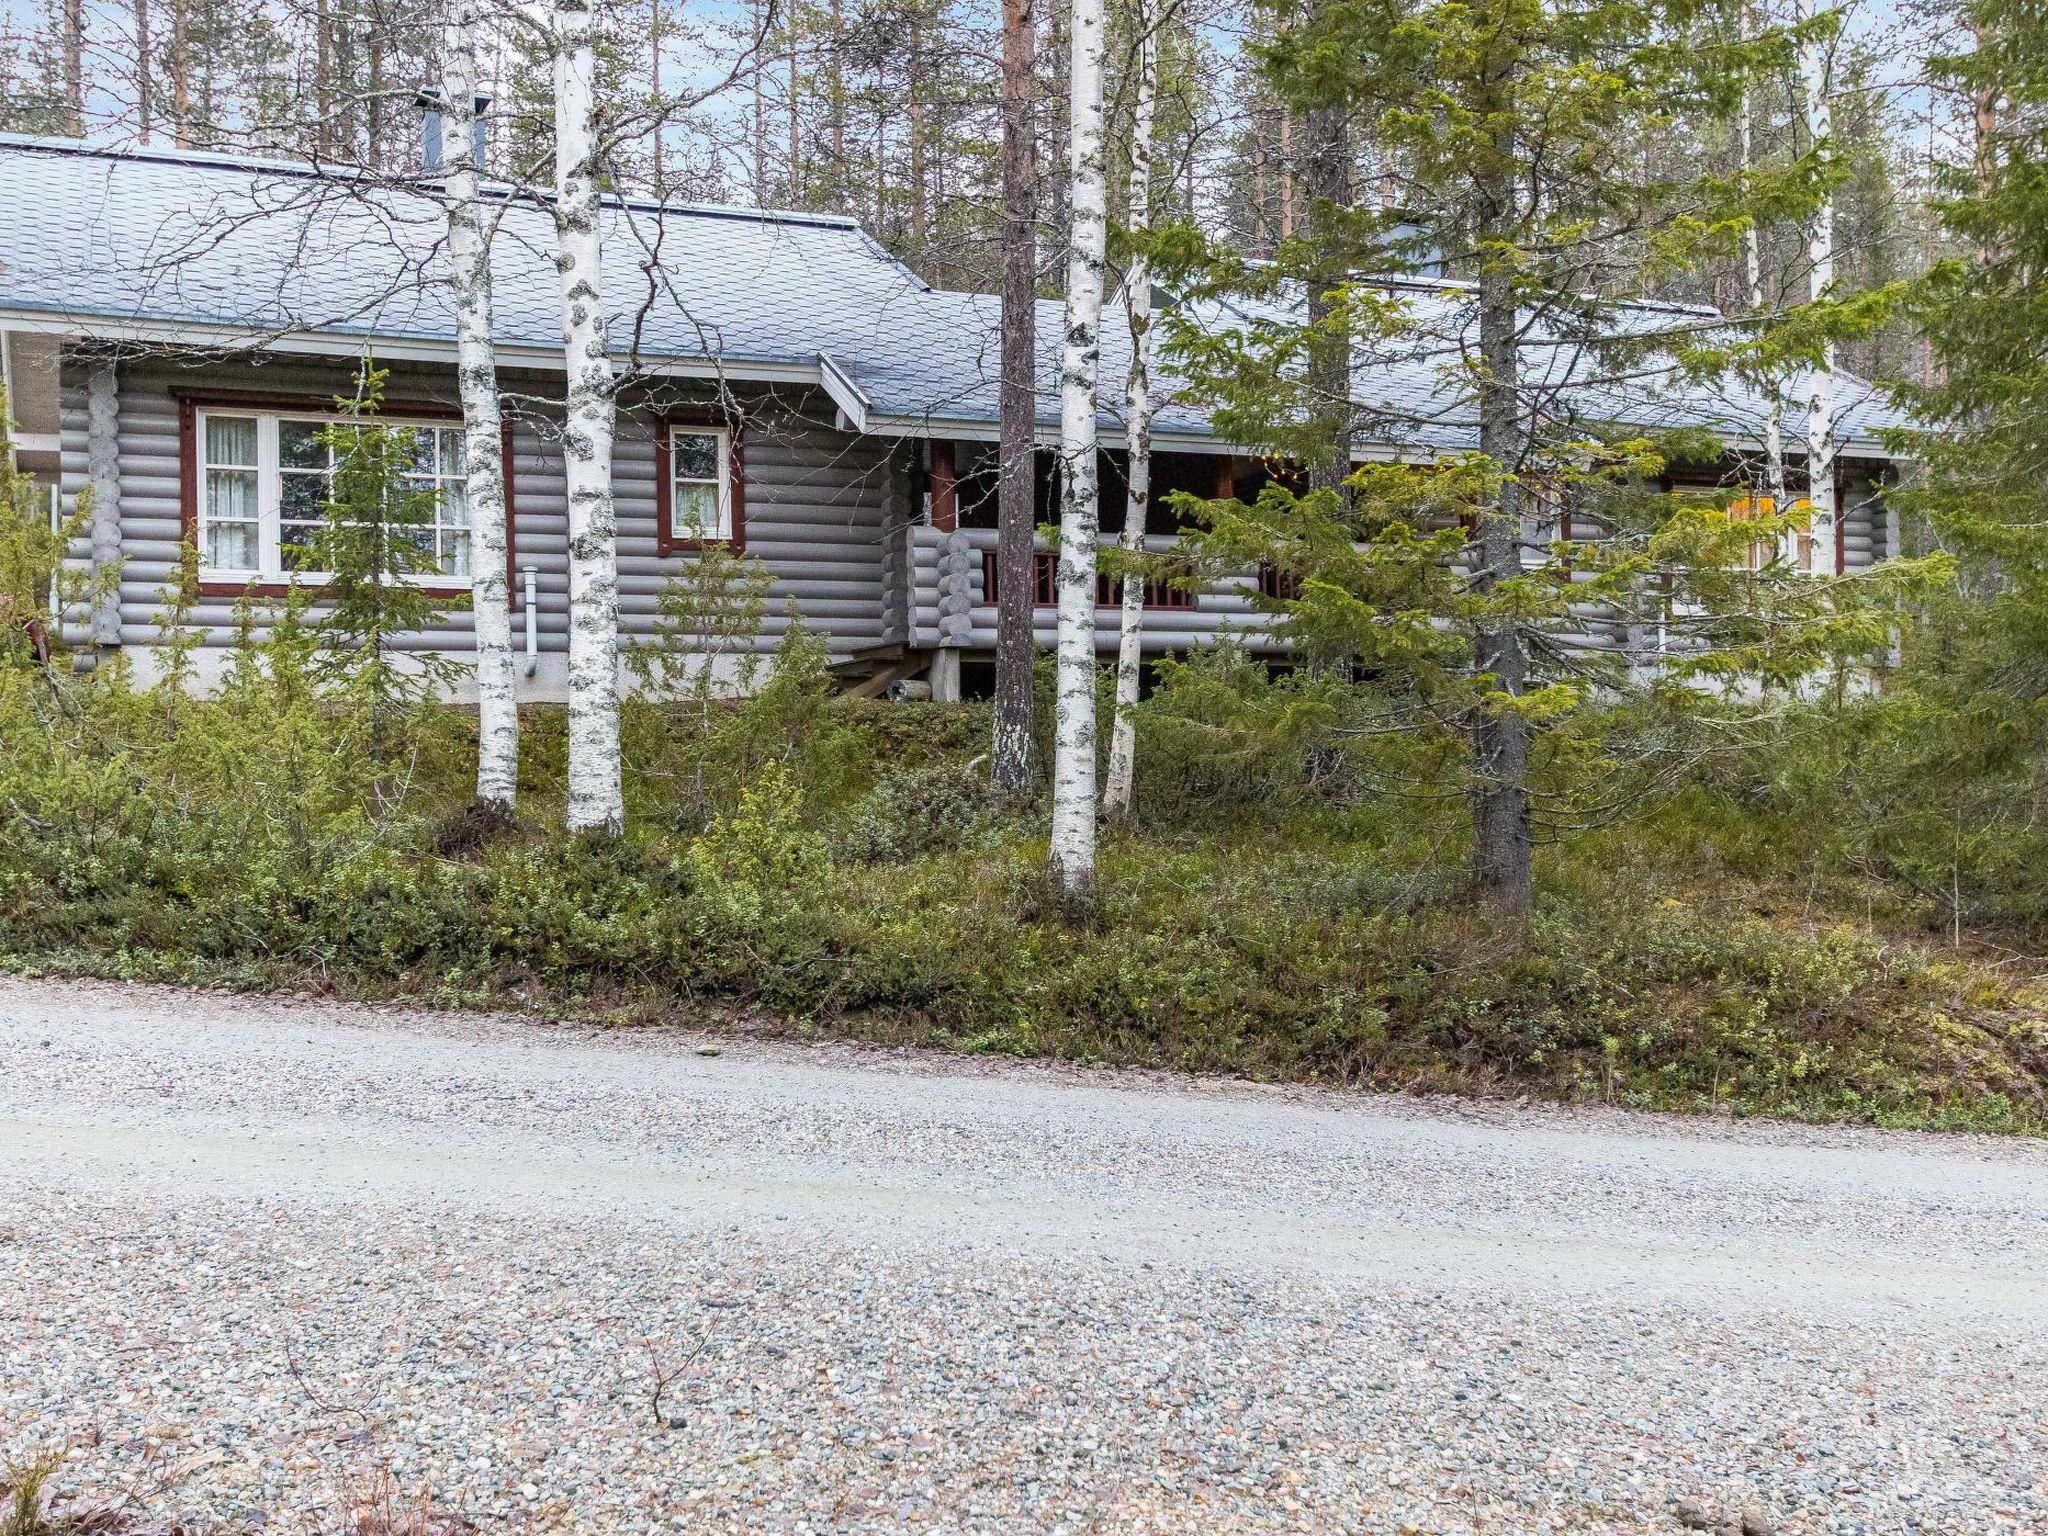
[1302,93,1351,502]
[752,0,767,203]
[1470,138,1533,919]
[554,0,625,835]
[1738,3,1787,530]
[651,0,665,196]
[991,0,1039,796]
[787,29,802,198]
[1795,0,1837,574]
[315,0,334,158]
[169,0,190,145]
[1278,108,1295,240]
[444,4,520,810]
[133,0,153,142]
[366,0,386,166]
[61,0,84,133]
[875,73,888,231]
[1050,0,1106,899]
[1972,21,1998,262]
[908,21,928,251]
[1103,1,1158,822]
[829,0,846,210]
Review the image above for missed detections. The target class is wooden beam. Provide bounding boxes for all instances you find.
[930,440,958,532]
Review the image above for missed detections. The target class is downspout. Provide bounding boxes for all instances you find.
[66,359,121,669]
[523,564,538,677]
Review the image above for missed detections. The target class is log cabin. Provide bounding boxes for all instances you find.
[0,132,1906,700]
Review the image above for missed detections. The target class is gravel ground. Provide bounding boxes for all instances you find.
[2,976,2044,1535]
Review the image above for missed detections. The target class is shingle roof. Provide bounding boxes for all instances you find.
[0,134,1901,458]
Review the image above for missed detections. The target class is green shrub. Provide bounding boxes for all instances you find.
[0,514,2042,1133]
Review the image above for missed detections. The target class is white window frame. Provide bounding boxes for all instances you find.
[193,406,474,587]
[666,423,735,543]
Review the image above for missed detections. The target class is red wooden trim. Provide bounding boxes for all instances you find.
[654,413,747,555]
[168,385,463,421]
[929,439,958,532]
[1257,564,1301,602]
[982,548,1194,611]
[178,393,199,559]
[1213,454,1235,500]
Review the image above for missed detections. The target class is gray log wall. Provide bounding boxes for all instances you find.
[58,351,895,684]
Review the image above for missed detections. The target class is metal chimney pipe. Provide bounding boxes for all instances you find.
[416,87,491,174]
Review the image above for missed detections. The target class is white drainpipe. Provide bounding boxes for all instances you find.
[48,482,61,618]
[522,564,538,677]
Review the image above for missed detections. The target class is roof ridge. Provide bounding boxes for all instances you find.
[0,132,865,231]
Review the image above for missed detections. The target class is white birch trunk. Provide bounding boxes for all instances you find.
[1050,0,1107,897]
[1738,10,1788,552]
[1102,6,1158,822]
[443,5,519,809]
[1796,0,1837,576]
[554,0,624,833]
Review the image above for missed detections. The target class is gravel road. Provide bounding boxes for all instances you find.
[2,975,2044,1535]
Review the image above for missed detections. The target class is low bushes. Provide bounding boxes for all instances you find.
[1,604,2043,1132]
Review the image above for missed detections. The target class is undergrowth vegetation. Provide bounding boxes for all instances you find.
[3,395,2044,1132]
[2,604,2045,1132]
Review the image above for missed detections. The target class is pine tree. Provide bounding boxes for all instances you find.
[1898,0,2048,623]
[1175,0,1853,918]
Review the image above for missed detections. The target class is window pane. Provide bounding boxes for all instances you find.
[204,516,256,571]
[281,526,321,571]
[439,429,467,478]
[674,482,720,537]
[205,416,258,468]
[278,419,327,470]
[440,482,469,528]
[672,431,720,480]
[403,430,437,477]
[206,465,257,526]
[441,530,471,577]
[280,470,326,524]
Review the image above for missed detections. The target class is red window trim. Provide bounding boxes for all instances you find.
[982,548,1196,611]
[654,412,747,555]
[173,387,516,602]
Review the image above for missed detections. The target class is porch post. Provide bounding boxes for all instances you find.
[929,439,958,532]
[929,438,966,701]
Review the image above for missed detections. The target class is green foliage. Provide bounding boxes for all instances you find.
[0,388,110,673]
[1,623,2041,1133]
[0,368,2039,1133]
[624,611,869,832]
[301,362,458,729]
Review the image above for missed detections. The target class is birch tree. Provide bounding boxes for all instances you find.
[991,0,1038,796]
[1795,0,1838,575]
[1050,0,1107,898]
[1102,0,1159,821]
[442,6,520,810]
[1738,0,1789,529]
[553,0,625,834]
